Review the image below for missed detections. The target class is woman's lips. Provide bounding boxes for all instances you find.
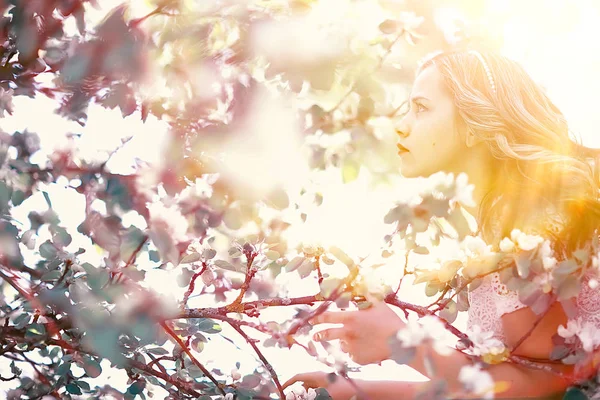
[397,143,410,154]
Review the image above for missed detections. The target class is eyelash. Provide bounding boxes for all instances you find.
[413,102,427,114]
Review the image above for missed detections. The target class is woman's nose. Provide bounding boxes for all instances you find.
[394,117,410,138]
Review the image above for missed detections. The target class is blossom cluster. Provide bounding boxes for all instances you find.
[458,363,496,399]
[395,314,453,356]
[285,386,318,400]
[558,319,600,353]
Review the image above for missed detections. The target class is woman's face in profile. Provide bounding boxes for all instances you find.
[395,65,468,178]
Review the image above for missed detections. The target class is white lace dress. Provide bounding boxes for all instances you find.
[467,207,600,344]
[467,271,600,344]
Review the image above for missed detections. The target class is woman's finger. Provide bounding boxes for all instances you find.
[340,340,350,353]
[282,373,312,390]
[282,372,326,390]
[310,311,352,325]
[313,327,347,341]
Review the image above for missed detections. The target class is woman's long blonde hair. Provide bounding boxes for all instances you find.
[418,50,600,256]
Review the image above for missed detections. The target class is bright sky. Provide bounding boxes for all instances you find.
[2,0,600,398]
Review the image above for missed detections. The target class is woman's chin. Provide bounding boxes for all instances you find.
[399,164,420,178]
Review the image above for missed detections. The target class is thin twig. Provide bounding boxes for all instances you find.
[229,323,285,400]
[159,321,225,395]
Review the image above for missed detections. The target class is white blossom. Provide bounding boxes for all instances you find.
[539,240,557,271]
[148,200,189,242]
[286,386,317,400]
[510,229,544,251]
[578,322,600,352]
[396,315,450,354]
[396,314,428,347]
[458,364,495,399]
[558,319,580,339]
[499,237,515,253]
[466,325,506,357]
[461,235,493,257]
[559,319,600,352]
[454,172,476,207]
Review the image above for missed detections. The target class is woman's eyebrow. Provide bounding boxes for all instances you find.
[410,95,430,103]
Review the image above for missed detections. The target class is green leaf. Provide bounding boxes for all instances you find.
[297,258,315,278]
[61,52,91,84]
[515,251,531,278]
[0,181,12,212]
[328,246,355,268]
[39,241,58,259]
[25,323,46,339]
[84,327,126,367]
[553,259,579,277]
[191,337,204,353]
[177,268,194,287]
[66,383,82,395]
[13,313,31,329]
[549,345,570,361]
[425,282,442,297]
[75,380,90,391]
[315,388,333,400]
[146,347,169,355]
[563,387,588,400]
[197,319,222,334]
[51,226,72,247]
[88,269,110,292]
[180,252,201,264]
[558,276,581,301]
[240,374,261,389]
[214,259,238,272]
[42,191,53,209]
[131,317,157,345]
[202,249,217,259]
[49,347,61,360]
[56,362,71,377]
[9,361,21,376]
[11,190,25,206]
[41,270,63,282]
[127,380,146,395]
[439,299,458,324]
[285,256,306,273]
[319,278,342,298]
[228,247,242,258]
[148,250,160,262]
[83,358,102,378]
[413,246,429,255]
[341,159,360,183]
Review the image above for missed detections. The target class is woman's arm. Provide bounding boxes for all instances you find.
[406,344,572,398]
[406,301,575,398]
[324,379,422,400]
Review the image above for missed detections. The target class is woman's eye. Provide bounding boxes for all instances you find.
[415,103,427,113]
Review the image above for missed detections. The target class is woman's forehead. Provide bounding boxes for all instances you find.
[411,65,451,101]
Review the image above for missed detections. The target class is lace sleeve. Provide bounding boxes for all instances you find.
[491,272,528,317]
[492,204,566,317]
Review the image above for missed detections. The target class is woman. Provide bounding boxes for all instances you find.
[282,50,600,399]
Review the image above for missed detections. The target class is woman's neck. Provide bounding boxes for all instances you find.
[446,146,497,224]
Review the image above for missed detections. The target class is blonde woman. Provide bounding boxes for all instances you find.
[283,50,600,399]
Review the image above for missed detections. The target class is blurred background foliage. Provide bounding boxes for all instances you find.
[1,0,600,399]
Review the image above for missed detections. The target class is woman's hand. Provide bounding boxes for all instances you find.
[310,298,405,365]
